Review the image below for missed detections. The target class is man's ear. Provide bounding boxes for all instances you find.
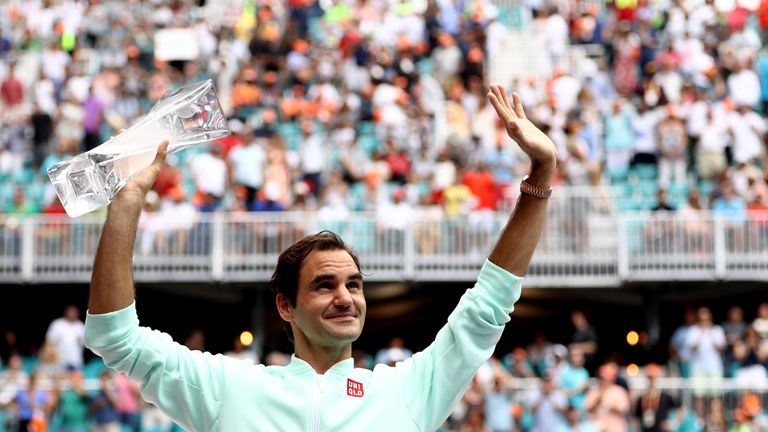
[275,294,294,322]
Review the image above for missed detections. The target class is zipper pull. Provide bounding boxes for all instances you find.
[317,375,326,394]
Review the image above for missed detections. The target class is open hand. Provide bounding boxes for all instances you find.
[487,84,557,170]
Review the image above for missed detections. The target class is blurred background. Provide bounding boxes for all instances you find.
[2,0,768,430]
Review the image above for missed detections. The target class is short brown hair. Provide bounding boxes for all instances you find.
[270,231,361,340]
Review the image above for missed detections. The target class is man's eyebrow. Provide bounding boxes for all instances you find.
[310,273,363,285]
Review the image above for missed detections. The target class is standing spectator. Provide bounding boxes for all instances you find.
[13,372,52,432]
[45,305,85,370]
[55,370,90,432]
[82,88,105,151]
[569,310,598,366]
[528,372,567,432]
[631,103,661,168]
[114,373,142,432]
[603,98,635,174]
[1,66,23,110]
[727,104,766,165]
[695,107,730,181]
[191,144,228,209]
[727,59,761,109]
[30,102,54,170]
[686,306,726,419]
[656,105,688,187]
[298,118,327,198]
[712,179,747,250]
[431,32,462,92]
[753,302,768,340]
[90,371,121,432]
[558,348,590,414]
[228,129,266,210]
[0,354,28,408]
[584,363,630,432]
[612,20,641,96]
[556,404,598,432]
[633,364,679,432]
[722,306,747,351]
[484,373,515,432]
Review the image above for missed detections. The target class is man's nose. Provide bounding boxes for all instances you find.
[334,284,353,306]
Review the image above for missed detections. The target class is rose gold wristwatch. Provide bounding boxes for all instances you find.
[520,175,552,199]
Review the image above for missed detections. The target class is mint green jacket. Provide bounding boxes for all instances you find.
[84,260,522,431]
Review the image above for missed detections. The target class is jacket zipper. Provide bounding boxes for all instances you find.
[311,374,325,432]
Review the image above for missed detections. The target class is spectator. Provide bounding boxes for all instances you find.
[13,372,52,432]
[656,104,688,187]
[528,372,567,432]
[0,354,28,408]
[569,310,598,365]
[45,305,85,371]
[633,363,680,432]
[484,373,515,432]
[54,370,90,432]
[753,302,768,340]
[558,348,590,414]
[695,107,730,181]
[228,126,266,210]
[90,371,121,432]
[114,373,142,432]
[191,144,227,209]
[686,306,726,419]
[670,308,696,378]
[584,363,630,432]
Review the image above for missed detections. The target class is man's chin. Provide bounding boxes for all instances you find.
[326,323,364,342]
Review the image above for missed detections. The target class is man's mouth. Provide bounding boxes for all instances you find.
[325,312,356,320]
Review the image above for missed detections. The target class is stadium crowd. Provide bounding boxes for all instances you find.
[2,0,768,430]
[4,302,768,431]
[0,0,768,221]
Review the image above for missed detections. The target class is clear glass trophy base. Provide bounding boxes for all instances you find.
[47,79,230,217]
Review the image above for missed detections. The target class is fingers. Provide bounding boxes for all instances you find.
[150,140,169,170]
[487,91,511,123]
[489,84,517,120]
[512,92,527,119]
[499,86,512,112]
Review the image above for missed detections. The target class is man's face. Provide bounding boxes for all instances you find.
[280,250,366,348]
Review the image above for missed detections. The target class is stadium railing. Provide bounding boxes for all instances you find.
[0,186,766,286]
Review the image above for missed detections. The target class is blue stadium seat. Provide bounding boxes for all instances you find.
[356,121,375,135]
[605,166,630,184]
[633,165,658,180]
[357,135,381,157]
[83,356,107,379]
[20,356,38,374]
[347,182,367,211]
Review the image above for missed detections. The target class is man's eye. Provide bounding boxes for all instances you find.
[347,282,361,290]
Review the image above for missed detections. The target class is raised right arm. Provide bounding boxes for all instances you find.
[89,141,168,313]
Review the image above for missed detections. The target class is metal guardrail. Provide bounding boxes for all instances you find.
[1,188,767,286]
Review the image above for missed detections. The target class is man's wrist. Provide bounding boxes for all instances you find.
[527,160,557,189]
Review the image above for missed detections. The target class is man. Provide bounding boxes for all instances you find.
[633,364,679,432]
[45,305,85,370]
[83,85,557,431]
[528,372,567,432]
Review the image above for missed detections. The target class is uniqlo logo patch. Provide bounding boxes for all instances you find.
[346,378,364,397]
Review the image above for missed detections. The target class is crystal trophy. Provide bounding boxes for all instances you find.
[48,79,230,217]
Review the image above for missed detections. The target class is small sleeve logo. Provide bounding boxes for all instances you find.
[346,378,364,397]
